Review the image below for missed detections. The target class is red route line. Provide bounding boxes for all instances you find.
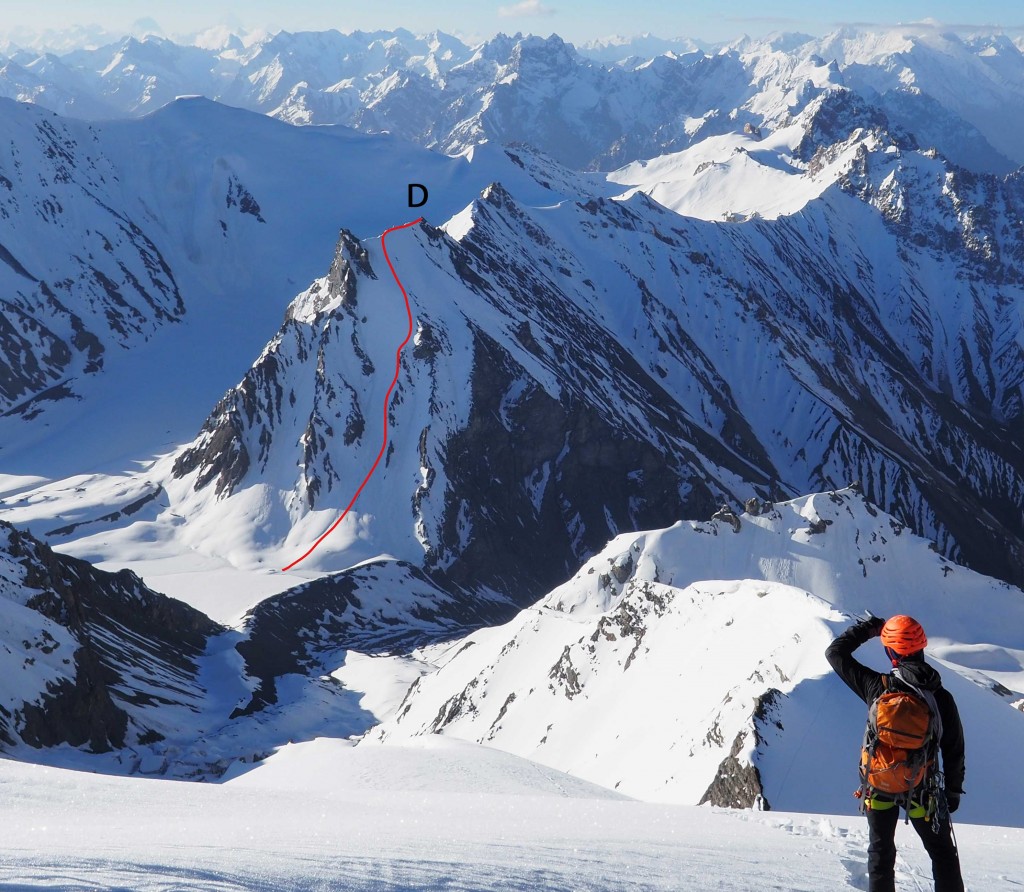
[281,216,424,571]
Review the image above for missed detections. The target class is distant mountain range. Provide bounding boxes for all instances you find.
[0,26,1022,172]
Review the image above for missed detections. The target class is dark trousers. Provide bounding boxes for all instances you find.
[866,804,964,892]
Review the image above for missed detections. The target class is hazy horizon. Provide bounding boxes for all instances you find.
[0,1,1021,50]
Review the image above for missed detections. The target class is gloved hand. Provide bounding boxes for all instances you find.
[863,614,886,637]
[946,792,960,813]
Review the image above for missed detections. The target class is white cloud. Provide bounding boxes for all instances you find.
[498,0,556,18]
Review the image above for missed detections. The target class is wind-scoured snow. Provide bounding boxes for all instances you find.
[608,123,853,221]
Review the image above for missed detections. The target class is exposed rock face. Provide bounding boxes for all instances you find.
[796,88,917,164]
[436,326,709,597]
[712,505,742,533]
[15,647,128,753]
[0,522,221,752]
[699,730,768,810]
[699,689,783,810]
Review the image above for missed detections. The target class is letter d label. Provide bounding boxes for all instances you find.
[408,183,429,208]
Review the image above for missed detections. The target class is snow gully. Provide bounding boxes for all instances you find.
[281,217,423,571]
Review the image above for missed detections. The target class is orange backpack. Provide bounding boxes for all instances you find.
[860,674,941,798]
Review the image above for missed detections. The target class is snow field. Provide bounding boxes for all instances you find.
[2,736,1023,891]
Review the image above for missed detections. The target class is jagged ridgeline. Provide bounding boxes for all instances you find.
[3,29,1023,174]
[374,490,1024,821]
[172,156,1024,597]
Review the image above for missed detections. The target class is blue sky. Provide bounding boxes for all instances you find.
[5,1,1022,44]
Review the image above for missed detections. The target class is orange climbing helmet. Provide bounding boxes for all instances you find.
[880,615,928,657]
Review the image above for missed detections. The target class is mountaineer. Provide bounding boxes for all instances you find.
[826,614,965,892]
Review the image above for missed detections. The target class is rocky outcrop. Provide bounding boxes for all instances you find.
[699,730,768,810]
[16,650,128,753]
[699,689,783,810]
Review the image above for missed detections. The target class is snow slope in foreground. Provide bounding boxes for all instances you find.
[2,736,1022,891]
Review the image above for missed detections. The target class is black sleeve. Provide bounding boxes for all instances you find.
[936,689,966,794]
[825,619,887,705]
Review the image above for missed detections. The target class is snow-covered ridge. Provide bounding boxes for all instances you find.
[3,473,1023,834]
[0,98,578,478]
[378,489,1024,824]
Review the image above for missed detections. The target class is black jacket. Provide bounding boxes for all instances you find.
[825,618,965,795]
